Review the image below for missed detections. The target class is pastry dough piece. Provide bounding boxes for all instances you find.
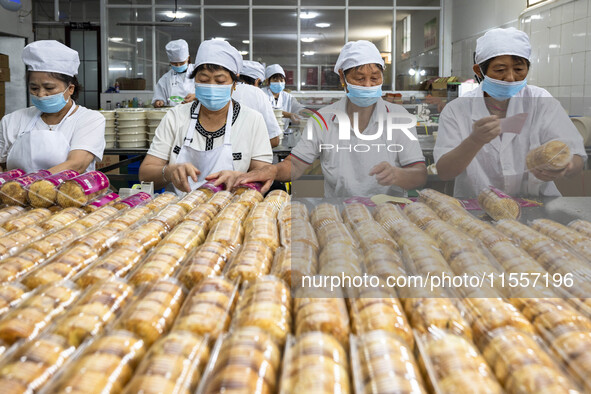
[373,203,409,234]
[151,204,187,231]
[281,217,319,250]
[206,190,233,211]
[358,330,426,394]
[48,330,145,393]
[39,207,85,232]
[178,242,233,288]
[117,280,185,346]
[526,140,571,171]
[244,218,279,250]
[0,225,45,258]
[80,245,146,287]
[263,189,290,207]
[506,364,579,394]
[29,224,86,257]
[403,202,440,229]
[162,220,208,251]
[0,282,79,344]
[114,221,168,251]
[342,203,373,225]
[418,188,463,208]
[226,241,274,282]
[123,331,209,394]
[3,208,51,232]
[532,218,591,261]
[232,276,292,345]
[363,244,405,278]
[278,201,309,225]
[173,277,236,339]
[129,243,188,285]
[310,203,342,231]
[177,189,210,212]
[352,220,399,251]
[184,203,218,225]
[317,221,356,249]
[54,280,134,346]
[144,192,178,211]
[109,206,152,228]
[271,243,318,287]
[294,297,350,346]
[0,206,26,226]
[405,298,472,340]
[568,219,591,238]
[75,227,120,254]
[318,242,362,278]
[206,218,244,248]
[0,282,28,315]
[0,249,46,282]
[478,189,520,221]
[213,202,251,225]
[232,188,264,208]
[76,206,119,229]
[245,202,279,225]
[351,297,413,347]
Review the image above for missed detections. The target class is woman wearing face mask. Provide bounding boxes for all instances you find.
[435,28,586,198]
[152,39,196,108]
[236,40,427,197]
[262,64,304,130]
[0,40,105,174]
[139,39,273,194]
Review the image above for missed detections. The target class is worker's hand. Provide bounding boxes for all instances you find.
[530,161,572,182]
[154,100,165,108]
[166,163,200,193]
[206,170,242,190]
[183,93,196,103]
[469,115,501,145]
[235,165,278,193]
[289,113,301,124]
[369,161,400,186]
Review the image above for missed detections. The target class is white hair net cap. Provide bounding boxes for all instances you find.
[265,64,285,80]
[242,61,265,81]
[165,39,190,63]
[195,39,243,75]
[22,40,80,77]
[474,27,531,65]
[334,40,384,74]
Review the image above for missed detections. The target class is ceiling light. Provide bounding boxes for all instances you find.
[136,38,143,42]
[220,21,237,27]
[109,37,123,42]
[300,11,318,19]
[301,37,316,43]
[408,68,416,76]
[303,51,315,56]
[212,37,226,41]
[315,22,330,28]
[239,51,248,55]
[164,11,188,19]
[242,40,250,44]
[108,66,127,71]
[419,69,426,76]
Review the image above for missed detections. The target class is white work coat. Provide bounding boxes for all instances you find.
[232,83,282,140]
[262,87,304,131]
[152,64,196,107]
[434,85,587,198]
[291,97,425,198]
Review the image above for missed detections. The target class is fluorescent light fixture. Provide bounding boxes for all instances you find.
[408,68,416,76]
[212,37,226,41]
[300,11,318,19]
[109,37,123,42]
[109,67,127,71]
[220,21,237,27]
[164,11,188,19]
[242,40,250,44]
[301,37,316,43]
[136,38,143,42]
[239,51,248,55]
[419,69,426,76]
[117,21,192,27]
[549,44,559,48]
[303,51,315,56]
[315,22,330,28]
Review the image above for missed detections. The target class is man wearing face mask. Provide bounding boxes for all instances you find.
[139,39,273,195]
[0,40,105,174]
[152,39,196,107]
[236,40,427,197]
[435,28,586,198]
[262,64,304,131]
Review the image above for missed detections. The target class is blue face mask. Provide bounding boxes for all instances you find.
[195,83,233,111]
[171,63,188,73]
[31,86,70,114]
[269,81,285,94]
[345,80,382,107]
[481,75,527,100]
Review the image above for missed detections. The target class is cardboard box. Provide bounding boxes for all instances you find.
[0,54,8,69]
[116,77,146,90]
[555,169,591,196]
[431,76,459,90]
[0,68,10,82]
[95,155,120,175]
[430,89,447,97]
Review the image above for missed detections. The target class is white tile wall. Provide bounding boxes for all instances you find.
[451,0,591,115]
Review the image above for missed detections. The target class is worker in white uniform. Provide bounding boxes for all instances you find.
[236,41,427,197]
[152,39,196,108]
[232,60,282,147]
[434,28,587,198]
[262,64,304,131]
[0,40,105,174]
[139,39,273,194]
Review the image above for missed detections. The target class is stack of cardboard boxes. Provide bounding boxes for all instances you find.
[0,54,9,118]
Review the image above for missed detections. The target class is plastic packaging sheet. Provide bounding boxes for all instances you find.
[0,170,51,206]
[232,188,264,208]
[525,140,572,172]
[27,170,80,208]
[177,189,210,212]
[84,192,120,213]
[271,243,318,288]
[310,202,343,231]
[150,203,187,231]
[531,218,591,262]
[341,202,373,226]
[128,243,189,286]
[113,192,151,210]
[184,203,219,225]
[277,201,309,225]
[262,189,290,210]
[56,171,110,208]
[478,187,521,221]
[293,290,350,346]
[178,242,236,289]
[0,282,30,316]
[244,218,280,251]
[225,241,274,283]
[206,190,233,211]
[212,202,251,226]
[205,219,244,249]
